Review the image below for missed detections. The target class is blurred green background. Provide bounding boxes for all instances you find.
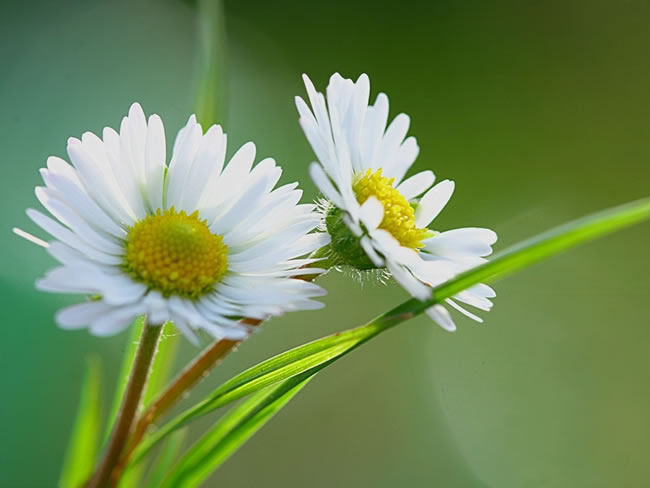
[1,0,649,486]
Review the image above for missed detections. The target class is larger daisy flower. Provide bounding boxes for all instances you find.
[18,103,329,344]
[296,73,497,331]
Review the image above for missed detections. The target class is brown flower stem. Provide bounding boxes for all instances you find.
[111,325,258,481]
[112,275,320,481]
[86,320,163,488]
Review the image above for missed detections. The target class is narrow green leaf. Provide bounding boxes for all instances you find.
[131,338,363,464]
[131,196,650,465]
[194,0,226,127]
[416,196,650,315]
[161,375,313,488]
[59,357,103,488]
[145,428,188,488]
[103,317,144,447]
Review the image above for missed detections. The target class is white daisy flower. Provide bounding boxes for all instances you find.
[16,103,329,344]
[296,73,497,331]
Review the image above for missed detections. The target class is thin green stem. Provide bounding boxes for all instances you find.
[86,320,162,488]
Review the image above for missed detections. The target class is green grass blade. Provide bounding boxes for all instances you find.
[145,428,188,488]
[417,196,650,313]
[59,356,103,488]
[130,196,650,466]
[161,375,313,488]
[194,0,226,127]
[130,337,366,464]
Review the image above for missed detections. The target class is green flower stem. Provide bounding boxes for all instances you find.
[86,320,162,488]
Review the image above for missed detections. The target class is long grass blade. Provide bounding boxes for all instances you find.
[145,428,188,488]
[161,375,313,488]
[130,196,650,467]
[194,0,226,127]
[59,357,103,488]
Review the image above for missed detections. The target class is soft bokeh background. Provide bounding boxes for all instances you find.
[2,0,649,486]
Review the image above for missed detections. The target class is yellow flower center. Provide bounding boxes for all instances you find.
[353,169,430,249]
[123,208,228,298]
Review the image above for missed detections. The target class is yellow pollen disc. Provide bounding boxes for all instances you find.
[353,168,431,249]
[124,207,228,298]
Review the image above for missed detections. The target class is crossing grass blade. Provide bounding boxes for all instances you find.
[59,357,103,488]
[129,196,650,470]
[160,375,314,488]
[145,428,188,488]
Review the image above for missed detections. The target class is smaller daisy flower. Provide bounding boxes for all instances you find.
[17,103,329,344]
[296,73,497,331]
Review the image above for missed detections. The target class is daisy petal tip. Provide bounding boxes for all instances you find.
[12,227,49,248]
[426,304,457,332]
[302,73,316,90]
[128,102,144,116]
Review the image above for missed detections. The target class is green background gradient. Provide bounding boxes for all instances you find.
[1,0,649,486]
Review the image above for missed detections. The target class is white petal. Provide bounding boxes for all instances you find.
[359,196,384,231]
[27,209,123,265]
[424,228,497,258]
[396,170,435,200]
[454,290,493,312]
[376,113,411,172]
[35,188,123,255]
[209,142,256,209]
[309,163,345,209]
[426,304,457,331]
[46,242,103,269]
[210,169,279,235]
[415,180,455,228]
[143,290,170,326]
[41,162,126,238]
[360,236,385,267]
[342,213,363,237]
[67,139,137,224]
[166,115,203,208]
[360,92,389,169]
[144,113,167,211]
[469,283,496,298]
[90,304,145,336]
[183,125,226,211]
[384,136,420,184]
[445,298,483,323]
[386,260,431,301]
[101,276,148,306]
[56,300,116,330]
[12,227,49,248]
